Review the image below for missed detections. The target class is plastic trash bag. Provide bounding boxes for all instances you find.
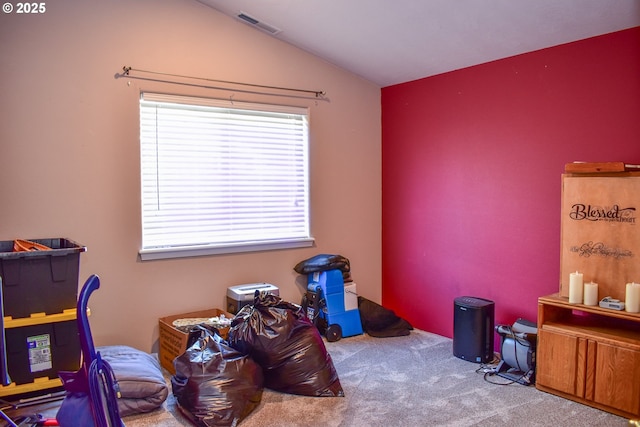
[171,326,263,427]
[228,292,344,397]
[293,254,350,276]
[357,296,413,337]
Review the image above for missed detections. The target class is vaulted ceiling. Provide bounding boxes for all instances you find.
[197,0,640,87]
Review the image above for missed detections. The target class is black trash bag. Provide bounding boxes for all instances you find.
[293,254,350,276]
[228,292,344,397]
[171,326,264,427]
[358,296,414,338]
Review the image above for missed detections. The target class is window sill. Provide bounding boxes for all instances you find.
[139,237,315,261]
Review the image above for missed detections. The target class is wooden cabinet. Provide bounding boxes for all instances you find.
[537,294,640,418]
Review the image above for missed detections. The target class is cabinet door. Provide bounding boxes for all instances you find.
[593,341,640,416]
[537,328,580,395]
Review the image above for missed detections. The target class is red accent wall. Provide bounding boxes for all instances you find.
[381,27,640,340]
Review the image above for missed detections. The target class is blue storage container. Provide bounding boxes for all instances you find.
[307,269,363,341]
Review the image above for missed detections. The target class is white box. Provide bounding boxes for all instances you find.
[226,283,279,314]
[344,282,359,311]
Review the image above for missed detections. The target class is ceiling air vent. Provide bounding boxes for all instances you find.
[237,12,282,35]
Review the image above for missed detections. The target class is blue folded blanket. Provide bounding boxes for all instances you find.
[97,345,168,417]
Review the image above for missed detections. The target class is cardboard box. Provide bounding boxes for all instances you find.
[344,282,358,311]
[158,308,233,374]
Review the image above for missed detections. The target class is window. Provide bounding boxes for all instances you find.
[139,92,313,260]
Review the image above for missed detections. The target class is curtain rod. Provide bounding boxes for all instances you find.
[119,66,327,100]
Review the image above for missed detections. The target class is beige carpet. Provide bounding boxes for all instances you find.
[121,329,628,427]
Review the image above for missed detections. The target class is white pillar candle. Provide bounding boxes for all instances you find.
[625,282,640,313]
[583,282,598,306]
[569,271,583,304]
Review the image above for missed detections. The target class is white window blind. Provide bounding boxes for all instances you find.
[139,92,312,260]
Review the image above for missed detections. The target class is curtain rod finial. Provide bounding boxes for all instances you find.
[122,66,131,75]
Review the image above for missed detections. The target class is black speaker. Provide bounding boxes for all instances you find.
[453,296,495,363]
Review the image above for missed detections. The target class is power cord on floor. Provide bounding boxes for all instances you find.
[474,353,500,374]
[482,369,527,385]
[475,352,528,385]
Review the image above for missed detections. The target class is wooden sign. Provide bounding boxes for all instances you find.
[560,172,640,301]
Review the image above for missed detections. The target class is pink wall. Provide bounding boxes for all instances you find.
[381,27,640,340]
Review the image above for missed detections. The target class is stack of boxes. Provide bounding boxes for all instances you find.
[0,238,86,397]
